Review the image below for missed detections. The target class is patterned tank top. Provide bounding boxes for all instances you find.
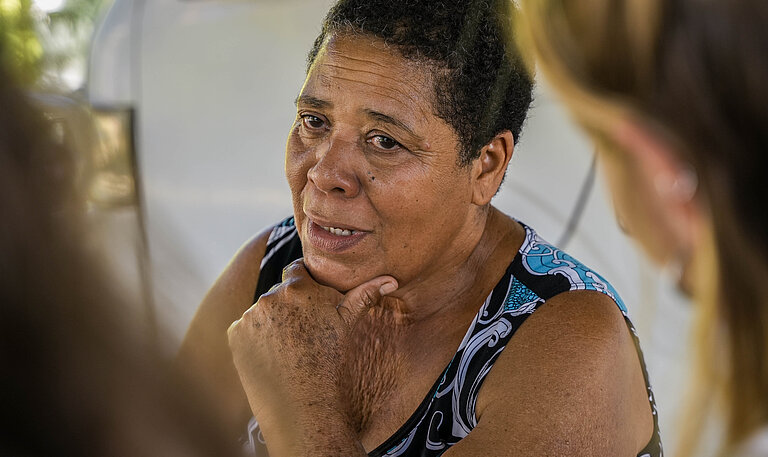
[243,216,664,457]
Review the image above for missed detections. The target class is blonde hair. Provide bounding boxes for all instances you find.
[515,0,768,455]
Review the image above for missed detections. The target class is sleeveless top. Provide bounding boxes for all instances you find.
[243,216,664,457]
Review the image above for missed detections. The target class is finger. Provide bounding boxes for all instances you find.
[337,276,398,324]
[226,317,243,347]
[281,257,309,282]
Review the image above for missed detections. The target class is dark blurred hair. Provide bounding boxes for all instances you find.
[517,0,768,454]
[308,0,534,165]
[0,30,239,457]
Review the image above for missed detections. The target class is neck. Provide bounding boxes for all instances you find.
[339,207,524,437]
[388,207,524,324]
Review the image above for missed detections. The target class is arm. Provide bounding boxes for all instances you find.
[228,276,653,456]
[445,290,654,456]
[227,259,399,457]
[175,227,271,436]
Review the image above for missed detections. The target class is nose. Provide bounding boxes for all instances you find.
[307,137,361,198]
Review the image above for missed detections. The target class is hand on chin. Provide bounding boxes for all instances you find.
[227,257,400,441]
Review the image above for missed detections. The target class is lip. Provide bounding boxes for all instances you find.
[307,213,369,233]
[305,218,370,253]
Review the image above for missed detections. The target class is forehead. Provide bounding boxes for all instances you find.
[302,34,437,123]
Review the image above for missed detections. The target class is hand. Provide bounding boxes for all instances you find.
[227,258,398,456]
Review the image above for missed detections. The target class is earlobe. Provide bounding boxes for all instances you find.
[472,131,515,205]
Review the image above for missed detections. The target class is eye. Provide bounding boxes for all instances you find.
[301,114,326,130]
[369,134,402,151]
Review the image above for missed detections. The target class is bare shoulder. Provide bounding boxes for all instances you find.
[175,225,276,431]
[182,224,273,342]
[477,290,635,409]
[449,290,653,456]
[516,289,631,351]
[216,225,273,293]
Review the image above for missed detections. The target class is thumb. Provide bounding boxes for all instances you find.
[337,276,398,323]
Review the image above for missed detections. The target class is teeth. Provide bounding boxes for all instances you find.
[321,226,355,236]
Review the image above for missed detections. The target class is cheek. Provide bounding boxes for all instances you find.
[285,135,313,192]
[601,155,676,265]
[371,166,471,240]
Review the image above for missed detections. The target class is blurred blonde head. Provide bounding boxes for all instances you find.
[516,1,768,455]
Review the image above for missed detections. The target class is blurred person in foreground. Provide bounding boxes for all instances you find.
[0,27,240,457]
[178,0,663,455]
[516,1,768,456]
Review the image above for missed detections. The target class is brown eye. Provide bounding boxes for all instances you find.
[370,135,401,151]
[301,115,325,129]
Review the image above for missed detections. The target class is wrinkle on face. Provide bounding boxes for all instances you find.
[313,35,437,128]
[287,33,476,293]
[315,72,432,127]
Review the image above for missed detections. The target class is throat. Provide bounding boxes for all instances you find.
[392,211,524,322]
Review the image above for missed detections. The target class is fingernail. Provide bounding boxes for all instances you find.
[379,282,397,295]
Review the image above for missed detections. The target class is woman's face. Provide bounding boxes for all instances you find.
[596,134,691,270]
[285,34,479,291]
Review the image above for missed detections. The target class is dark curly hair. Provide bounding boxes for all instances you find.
[307,0,534,165]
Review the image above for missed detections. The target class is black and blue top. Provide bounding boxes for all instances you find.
[244,216,663,457]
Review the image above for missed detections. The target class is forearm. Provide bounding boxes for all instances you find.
[259,406,367,457]
[176,311,252,434]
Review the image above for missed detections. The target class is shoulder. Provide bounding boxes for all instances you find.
[229,216,297,279]
[221,224,273,286]
[467,289,652,454]
[203,218,292,310]
[481,290,631,392]
[511,222,629,312]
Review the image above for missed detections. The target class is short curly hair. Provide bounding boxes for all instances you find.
[307,0,535,166]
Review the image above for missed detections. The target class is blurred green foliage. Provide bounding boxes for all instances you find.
[48,0,105,28]
[0,0,43,86]
[43,0,109,89]
[0,0,107,88]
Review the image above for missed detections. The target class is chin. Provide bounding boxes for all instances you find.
[303,254,364,292]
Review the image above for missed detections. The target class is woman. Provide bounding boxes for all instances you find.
[179,0,662,455]
[0,22,240,457]
[516,1,768,456]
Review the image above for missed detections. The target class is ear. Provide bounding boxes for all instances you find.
[610,118,703,278]
[471,131,515,205]
[612,119,698,208]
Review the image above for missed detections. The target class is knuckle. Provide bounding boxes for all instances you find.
[242,303,258,318]
[363,288,377,306]
[281,258,306,281]
[226,319,240,341]
[255,296,275,313]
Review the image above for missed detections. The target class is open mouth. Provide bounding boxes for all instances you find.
[319,225,358,237]
[306,218,369,253]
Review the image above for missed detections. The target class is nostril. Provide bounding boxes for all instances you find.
[306,142,361,197]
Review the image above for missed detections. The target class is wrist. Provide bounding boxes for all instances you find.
[258,397,364,457]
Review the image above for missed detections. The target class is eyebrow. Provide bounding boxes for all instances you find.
[294,95,331,109]
[364,109,421,142]
[295,95,423,143]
